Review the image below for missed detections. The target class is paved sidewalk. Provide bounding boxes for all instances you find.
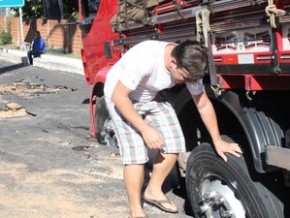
[0,48,84,75]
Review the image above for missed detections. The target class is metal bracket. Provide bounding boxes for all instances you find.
[246,90,256,101]
[266,145,290,171]
[196,8,220,90]
[210,84,223,97]
[196,8,211,46]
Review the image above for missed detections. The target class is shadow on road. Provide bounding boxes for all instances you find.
[143,149,194,217]
[82,98,90,104]
[0,63,27,75]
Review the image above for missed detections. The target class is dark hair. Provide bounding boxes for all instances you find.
[171,40,208,81]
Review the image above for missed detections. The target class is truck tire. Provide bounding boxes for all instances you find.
[186,141,283,218]
[95,96,118,148]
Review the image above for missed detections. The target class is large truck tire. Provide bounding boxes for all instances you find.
[95,96,118,148]
[185,140,283,218]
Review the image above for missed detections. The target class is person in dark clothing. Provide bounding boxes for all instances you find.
[27,31,46,65]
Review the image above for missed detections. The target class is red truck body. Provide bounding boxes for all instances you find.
[82,0,290,90]
[79,0,120,85]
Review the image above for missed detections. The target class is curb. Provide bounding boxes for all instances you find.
[0,48,84,75]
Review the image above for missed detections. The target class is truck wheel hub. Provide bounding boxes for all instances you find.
[200,178,245,218]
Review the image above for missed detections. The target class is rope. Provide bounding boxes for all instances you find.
[265,0,286,28]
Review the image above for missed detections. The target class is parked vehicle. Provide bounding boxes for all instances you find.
[43,0,290,217]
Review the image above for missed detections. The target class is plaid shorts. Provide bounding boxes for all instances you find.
[105,97,186,165]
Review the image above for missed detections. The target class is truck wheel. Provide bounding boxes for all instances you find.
[186,141,283,218]
[95,96,118,148]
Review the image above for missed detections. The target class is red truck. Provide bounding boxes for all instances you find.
[43,0,290,217]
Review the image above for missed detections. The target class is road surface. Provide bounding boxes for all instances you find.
[0,61,192,218]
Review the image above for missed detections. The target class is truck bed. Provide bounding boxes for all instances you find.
[111,0,290,90]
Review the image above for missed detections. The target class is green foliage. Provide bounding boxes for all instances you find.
[0,30,12,45]
[11,0,43,18]
[0,21,12,45]
[10,0,79,19]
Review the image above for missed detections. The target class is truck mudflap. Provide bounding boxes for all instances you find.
[266,146,290,171]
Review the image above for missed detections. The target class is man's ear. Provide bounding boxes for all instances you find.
[169,58,177,68]
[170,57,177,64]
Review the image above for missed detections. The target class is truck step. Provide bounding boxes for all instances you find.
[266,145,290,171]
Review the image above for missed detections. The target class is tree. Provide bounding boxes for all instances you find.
[11,0,78,19]
[11,0,43,18]
[63,0,78,18]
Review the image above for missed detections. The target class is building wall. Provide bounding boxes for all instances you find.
[0,16,82,54]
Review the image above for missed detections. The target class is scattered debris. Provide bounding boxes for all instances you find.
[0,80,76,119]
[0,106,27,118]
[6,102,22,110]
[72,145,90,151]
[0,80,75,98]
[111,152,120,157]
[0,100,34,119]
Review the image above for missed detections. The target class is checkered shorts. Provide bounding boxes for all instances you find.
[105,98,186,165]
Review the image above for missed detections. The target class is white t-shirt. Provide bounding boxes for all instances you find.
[104,40,204,103]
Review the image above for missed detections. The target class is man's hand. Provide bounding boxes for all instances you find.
[141,126,164,150]
[214,138,243,162]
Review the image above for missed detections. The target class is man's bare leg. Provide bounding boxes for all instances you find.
[143,153,178,211]
[124,164,146,217]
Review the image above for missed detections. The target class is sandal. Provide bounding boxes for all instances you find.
[143,196,178,213]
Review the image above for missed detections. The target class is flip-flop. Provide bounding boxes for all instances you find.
[143,196,178,213]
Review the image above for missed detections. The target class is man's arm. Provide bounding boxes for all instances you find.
[192,90,242,161]
[111,81,164,149]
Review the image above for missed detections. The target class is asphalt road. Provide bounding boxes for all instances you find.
[0,61,193,218]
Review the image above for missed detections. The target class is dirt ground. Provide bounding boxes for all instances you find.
[0,146,126,218]
[0,61,192,218]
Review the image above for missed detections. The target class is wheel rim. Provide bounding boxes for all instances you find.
[102,119,118,148]
[199,177,246,218]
